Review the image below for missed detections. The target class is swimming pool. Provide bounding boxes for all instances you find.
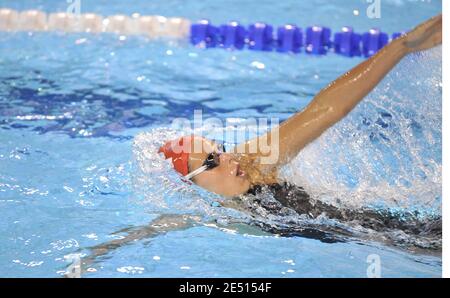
[0,0,442,277]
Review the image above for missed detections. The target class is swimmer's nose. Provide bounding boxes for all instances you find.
[220,153,231,163]
[219,153,235,167]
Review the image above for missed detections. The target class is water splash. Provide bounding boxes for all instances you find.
[280,46,442,214]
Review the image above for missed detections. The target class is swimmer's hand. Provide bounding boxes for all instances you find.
[402,14,442,53]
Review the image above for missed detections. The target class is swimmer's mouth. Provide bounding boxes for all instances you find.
[236,164,246,177]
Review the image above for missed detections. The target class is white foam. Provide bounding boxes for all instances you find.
[280,46,442,212]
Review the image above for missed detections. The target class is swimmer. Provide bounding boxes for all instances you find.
[159,15,442,197]
[72,17,442,274]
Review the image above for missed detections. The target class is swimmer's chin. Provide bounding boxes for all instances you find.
[220,178,252,197]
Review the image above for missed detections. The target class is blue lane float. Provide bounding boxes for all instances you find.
[190,19,218,48]
[305,26,331,55]
[362,28,389,57]
[277,24,302,53]
[334,26,361,57]
[219,21,247,49]
[248,22,274,51]
[190,19,405,58]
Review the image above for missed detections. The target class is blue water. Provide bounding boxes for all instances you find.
[0,0,442,277]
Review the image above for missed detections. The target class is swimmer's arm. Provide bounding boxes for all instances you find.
[242,14,441,168]
[72,214,202,276]
[73,213,268,276]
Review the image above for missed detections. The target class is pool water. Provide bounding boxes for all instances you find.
[0,0,442,277]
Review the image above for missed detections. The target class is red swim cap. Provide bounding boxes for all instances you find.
[158,136,193,176]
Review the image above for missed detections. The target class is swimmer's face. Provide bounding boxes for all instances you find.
[188,137,251,197]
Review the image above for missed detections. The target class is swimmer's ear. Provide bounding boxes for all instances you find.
[403,14,442,53]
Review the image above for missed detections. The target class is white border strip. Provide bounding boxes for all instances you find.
[442,0,448,278]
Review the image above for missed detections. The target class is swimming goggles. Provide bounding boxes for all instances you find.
[184,141,226,180]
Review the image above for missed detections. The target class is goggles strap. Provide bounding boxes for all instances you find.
[184,165,208,180]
